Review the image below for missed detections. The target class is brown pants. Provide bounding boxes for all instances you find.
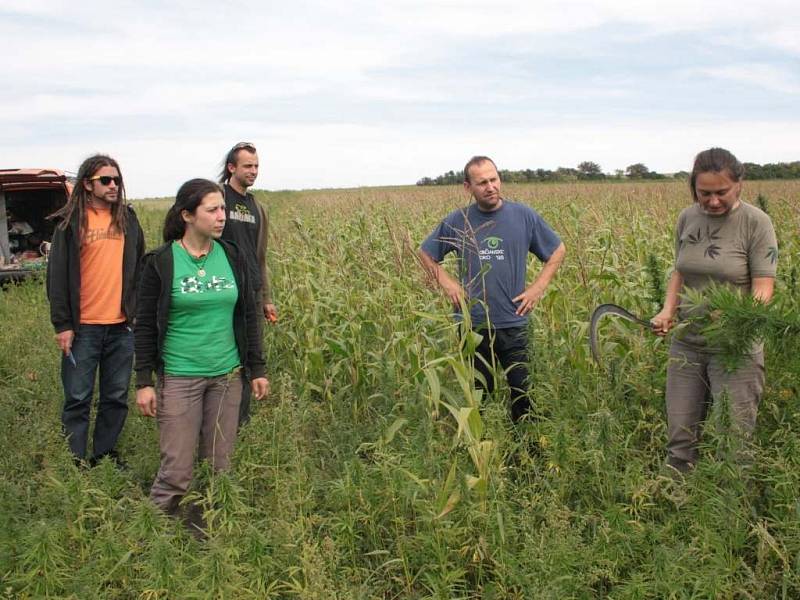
[150,371,243,513]
[665,340,764,472]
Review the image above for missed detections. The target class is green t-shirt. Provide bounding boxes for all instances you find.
[674,201,778,349]
[162,241,241,376]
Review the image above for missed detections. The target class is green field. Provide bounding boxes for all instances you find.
[2,180,800,598]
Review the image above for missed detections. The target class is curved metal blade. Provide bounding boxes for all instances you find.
[589,303,652,366]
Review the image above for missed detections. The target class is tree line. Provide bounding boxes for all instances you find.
[416,160,800,186]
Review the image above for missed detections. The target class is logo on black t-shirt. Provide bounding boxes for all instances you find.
[230,202,256,224]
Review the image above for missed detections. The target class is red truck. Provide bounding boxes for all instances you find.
[0,168,73,283]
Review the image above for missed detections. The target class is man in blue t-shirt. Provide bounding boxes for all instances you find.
[419,156,566,422]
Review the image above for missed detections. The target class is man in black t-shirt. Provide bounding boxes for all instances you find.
[219,142,276,426]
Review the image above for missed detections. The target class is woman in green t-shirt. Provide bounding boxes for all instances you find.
[650,148,777,473]
[134,178,268,534]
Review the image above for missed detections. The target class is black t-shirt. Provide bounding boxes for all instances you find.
[221,184,262,291]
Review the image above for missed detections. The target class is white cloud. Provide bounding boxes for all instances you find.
[369,0,800,36]
[1,0,799,195]
[687,63,800,95]
[6,117,796,197]
[757,26,800,55]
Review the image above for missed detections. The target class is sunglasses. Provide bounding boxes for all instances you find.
[88,175,122,186]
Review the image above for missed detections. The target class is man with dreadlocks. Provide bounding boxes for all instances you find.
[47,154,145,467]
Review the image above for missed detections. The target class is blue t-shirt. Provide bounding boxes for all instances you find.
[421,200,561,328]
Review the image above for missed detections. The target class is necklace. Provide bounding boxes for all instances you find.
[180,238,211,277]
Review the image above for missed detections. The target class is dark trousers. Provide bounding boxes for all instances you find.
[61,323,134,461]
[238,293,263,427]
[238,375,253,427]
[472,326,531,422]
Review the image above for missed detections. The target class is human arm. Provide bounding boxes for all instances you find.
[751,277,774,303]
[135,213,146,264]
[129,210,147,327]
[650,271,683,336]
[46,223,74,340]
[748,212,777,305]
[418,249,465,309]
[55,330,74,354]
[650,211,686,337]
[255,202,276,323]
[264,303,278,323]
[257,201,274,312]
[251,377,270,400]
[126,205,146,264]
[513,242,566,316]
[133,254,162,388]
[239,250,268,387]
[136,386,157,417]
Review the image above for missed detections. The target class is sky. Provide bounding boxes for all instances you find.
[1,0,799,197]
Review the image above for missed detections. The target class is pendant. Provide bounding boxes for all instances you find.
[198,268,206,277]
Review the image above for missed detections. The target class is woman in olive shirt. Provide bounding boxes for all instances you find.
[651,148,777,473]
[134,178,268,523]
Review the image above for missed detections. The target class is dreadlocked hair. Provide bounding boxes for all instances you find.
[49,154,128,239]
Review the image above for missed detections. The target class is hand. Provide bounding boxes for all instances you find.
[513,285,544,316]
[264,303,278,324]
[650,309,675,337]
[55,329,75,354]
[441,280,465,309]
[251,377,270,400]
[136,386,157,417]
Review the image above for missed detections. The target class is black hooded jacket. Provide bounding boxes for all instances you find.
[46,205,145,333]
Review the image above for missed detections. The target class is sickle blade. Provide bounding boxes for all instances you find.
[589,303,652,366]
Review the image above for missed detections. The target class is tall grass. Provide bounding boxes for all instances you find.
[1,180,799,598]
